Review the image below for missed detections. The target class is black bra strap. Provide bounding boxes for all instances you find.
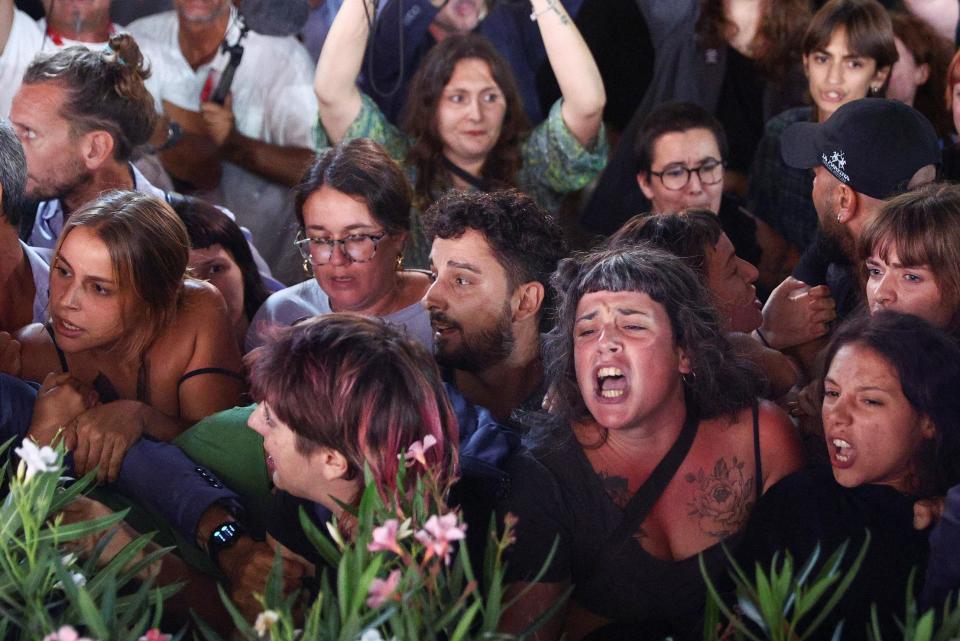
[752,398,763,497]
[442,156,489,192]
[609,403,701,546]
[44,323,69,373]
[178,367,245,387]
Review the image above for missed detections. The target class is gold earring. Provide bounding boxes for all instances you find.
[395,253,404,271]
[303,258,311,274]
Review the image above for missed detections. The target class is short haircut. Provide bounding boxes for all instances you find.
[821,310,960,495]
[170,195,270,323]
[23,34,157,162]
[803,0,898,76]
[294,138,411,235]
[423,189,567,324]
[0,119,26,226]
[247,313,459,495]
[633,102,727,175]
[545,245,761,425]
[858,183,960,335]
[56,191,189,360]
[607,210,723,278]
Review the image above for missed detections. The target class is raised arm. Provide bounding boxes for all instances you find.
[529,0,605,147]
[0,0,14,57]
[314,0,375,143]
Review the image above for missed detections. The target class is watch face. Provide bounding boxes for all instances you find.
[213,522,239,544]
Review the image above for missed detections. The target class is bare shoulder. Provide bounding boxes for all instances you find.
[179,280,229,322]
[14,322,60,382]
[756,399,805,491]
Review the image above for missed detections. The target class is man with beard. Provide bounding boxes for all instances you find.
[782,99,939,323]
[423,189,566,421]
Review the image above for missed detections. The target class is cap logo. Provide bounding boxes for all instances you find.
[822,150,850,183]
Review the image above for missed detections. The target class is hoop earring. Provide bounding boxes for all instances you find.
[681,370,697,386]
[303,259,311,275]
[395,253,404,271]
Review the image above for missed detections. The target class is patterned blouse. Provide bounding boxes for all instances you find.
[314,93,608,268]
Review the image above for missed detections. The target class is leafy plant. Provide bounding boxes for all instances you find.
[700,533,870,641]
[198,438,563,641]
[0,438,178,641]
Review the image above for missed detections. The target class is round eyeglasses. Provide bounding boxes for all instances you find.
[649,159,725,191]
[294,231,387,265]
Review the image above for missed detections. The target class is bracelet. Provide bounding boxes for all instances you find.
[755,327,772,349]
[530,4,557,21]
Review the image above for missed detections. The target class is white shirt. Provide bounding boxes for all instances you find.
[127,9,318,284]
[245,278,434,353]
[0,9,42,116]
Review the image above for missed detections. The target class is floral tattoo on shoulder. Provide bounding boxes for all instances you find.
[685,457,754,538]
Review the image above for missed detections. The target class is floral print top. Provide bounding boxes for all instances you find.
[314,93,608,268]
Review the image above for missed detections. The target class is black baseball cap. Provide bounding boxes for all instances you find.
[781,99,940,200]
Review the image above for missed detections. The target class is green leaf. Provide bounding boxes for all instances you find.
[448,600,481,641]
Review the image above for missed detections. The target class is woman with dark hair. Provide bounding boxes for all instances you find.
[4,191,244,483]
[314,0,606,267]
[608,211,839,398]
[741,311,960,641]
[171,195,273,349]
[246,139,433,351]
[497,246,804,640]
[887,12,953,137]
[749,0,898,252]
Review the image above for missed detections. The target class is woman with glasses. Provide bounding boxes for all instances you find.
[245,139,433,352]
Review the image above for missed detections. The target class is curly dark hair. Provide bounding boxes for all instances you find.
[400,34,529,208]
[423,189,567,327]
[544,245,762,426]
[23,33,156,161]
[819,311,960,495]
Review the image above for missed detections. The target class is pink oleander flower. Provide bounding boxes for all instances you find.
[42,626,95,641]
[366,569,402,608]
[404,435,437,468]
[414,512,466,565]
[368,519,402,554]
[138,629,171,641]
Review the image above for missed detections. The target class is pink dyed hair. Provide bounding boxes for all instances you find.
[247,313,458,495]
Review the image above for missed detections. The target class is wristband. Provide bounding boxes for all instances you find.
[755,327,773,349]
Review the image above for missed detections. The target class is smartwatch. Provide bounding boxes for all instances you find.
[207,520,245,569]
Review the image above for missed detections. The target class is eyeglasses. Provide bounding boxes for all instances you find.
[649,159,725,191]
[294,231,387,265]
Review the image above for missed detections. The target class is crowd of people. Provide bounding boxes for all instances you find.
[2,0,960,639]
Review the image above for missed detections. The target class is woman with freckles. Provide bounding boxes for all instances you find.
[0,191,244,483]
[497,246,804,641]
[740,311,960,641]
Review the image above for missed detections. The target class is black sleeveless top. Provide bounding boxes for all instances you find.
[45,323,243,404]
[499,402,763,641]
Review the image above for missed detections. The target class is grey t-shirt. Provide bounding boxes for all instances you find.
[245,278,433,352]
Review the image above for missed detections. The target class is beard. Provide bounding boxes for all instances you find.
[817,212,855,266]
[27,160,91,206]
[432,303,515,373]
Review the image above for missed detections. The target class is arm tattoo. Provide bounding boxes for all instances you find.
[685,457,754,538]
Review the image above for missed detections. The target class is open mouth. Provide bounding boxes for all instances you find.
[831,437,854,463]
[596,366,627,399]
